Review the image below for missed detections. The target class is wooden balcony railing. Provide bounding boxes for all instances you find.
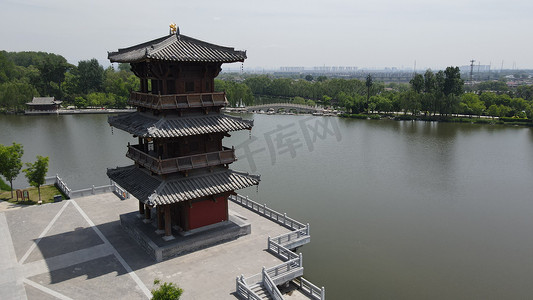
[126,145,236,174]
[128,91,227,110]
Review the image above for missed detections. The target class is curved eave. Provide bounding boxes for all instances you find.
[107,166,260,206]
[108,112,254,138]
[107,34,247,64]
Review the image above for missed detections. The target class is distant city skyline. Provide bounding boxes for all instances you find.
[2,0,533,69]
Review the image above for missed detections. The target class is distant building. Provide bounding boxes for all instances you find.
[26,97,62,112]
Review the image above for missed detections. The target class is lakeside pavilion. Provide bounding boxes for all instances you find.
[26,97,62,112]
[106,27,260,241]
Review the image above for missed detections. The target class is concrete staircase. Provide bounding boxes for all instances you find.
[250,283,273,300]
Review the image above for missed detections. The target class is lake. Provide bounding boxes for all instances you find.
[1,113,533,299]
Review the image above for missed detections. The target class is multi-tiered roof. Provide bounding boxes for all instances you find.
[106,30,258,237]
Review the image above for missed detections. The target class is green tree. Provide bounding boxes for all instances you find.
[423,69,436,93]
[35,53,70,97]
[443,66,464,96]
[0,143,24,198]
[244,75,271,95]
[516,85,533,101]
[498,105,512,117]
[118,63,131,72]
[409,73,424,93]
[365,74,373,112]
[0,82,39,111]
[61,71,80,102]
[476,80,509,93]
[509,97,528,116]
[487,104,500,119]
[219,82,254,107]
[77,58,104,94]
[525,103,533,119]
[373,95,393,113]
[0,51,16,83]
[74,96,88,108]
[480,92,498,107]
[293,96,306,105]
[23,155,49,203]
[460,93,485,117]
[151,279,182,300]
[399,90,421,115]
[322,95,332,106]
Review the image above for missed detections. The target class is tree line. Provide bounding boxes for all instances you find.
[219,68,533,119]
[1,50,531,118]
[0,51,138,111]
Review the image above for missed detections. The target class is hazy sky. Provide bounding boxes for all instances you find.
[2,0,532,70]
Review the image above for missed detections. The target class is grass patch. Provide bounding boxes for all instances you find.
[0,184,64,205]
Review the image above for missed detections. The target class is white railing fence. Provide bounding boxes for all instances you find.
[236,276,262,300]
[229,194,306,230]
[48,174,129,200]
[230,194,324,300]
[294,277,325,300]
[268,238,300,261]
[265,254,302,280]
[263,268,284,300]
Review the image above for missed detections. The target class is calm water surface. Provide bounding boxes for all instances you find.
[1,113,533,299]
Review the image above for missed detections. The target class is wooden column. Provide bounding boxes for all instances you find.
[139,201,145,214]
[164,205,172,237]
[157,206,164,231]
[162,77,168,94]
[145,204,151,220]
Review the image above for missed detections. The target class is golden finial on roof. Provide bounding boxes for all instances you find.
[169,23,177,34]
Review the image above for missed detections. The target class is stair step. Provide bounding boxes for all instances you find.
[250,283,274,300]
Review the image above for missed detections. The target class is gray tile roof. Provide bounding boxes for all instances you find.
[108,112,253,138]
[27,97,62,105]
[108,34,246,63]
[107,165,260,206]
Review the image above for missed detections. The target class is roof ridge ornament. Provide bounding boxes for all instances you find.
[169,23,178,35]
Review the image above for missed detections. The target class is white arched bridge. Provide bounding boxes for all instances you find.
[225,103,323,114]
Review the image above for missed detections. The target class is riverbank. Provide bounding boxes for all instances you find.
[24,108,135,115]
[340,112,533,126]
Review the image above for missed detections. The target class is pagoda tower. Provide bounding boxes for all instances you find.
[106,29,259,241]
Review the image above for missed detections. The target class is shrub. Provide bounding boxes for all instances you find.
[499,117,530,123]
[151,279,183,300]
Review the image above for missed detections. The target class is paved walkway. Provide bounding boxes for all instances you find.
[0,193,296,299]
[0,200,25,212]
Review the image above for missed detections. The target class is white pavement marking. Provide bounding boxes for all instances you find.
[19,201,71,265]
[23,243,114,278]
[0,213,28,300]
[71,199,152,299]
[23,278,73,300]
